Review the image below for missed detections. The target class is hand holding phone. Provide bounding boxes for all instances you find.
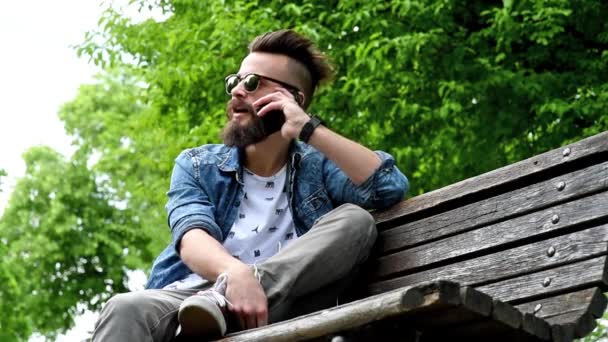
[255,88,302,138]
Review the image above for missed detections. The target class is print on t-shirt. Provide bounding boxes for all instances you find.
[222,165,298,264]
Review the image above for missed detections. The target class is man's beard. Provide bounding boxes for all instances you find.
[221,99,267,148]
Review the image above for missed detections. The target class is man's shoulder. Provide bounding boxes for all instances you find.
[177,144,235,166]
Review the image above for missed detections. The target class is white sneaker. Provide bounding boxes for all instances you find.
[178,273,231,338]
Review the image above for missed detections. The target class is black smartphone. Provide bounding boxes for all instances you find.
[261,110,285,137]
[258,89,300,136]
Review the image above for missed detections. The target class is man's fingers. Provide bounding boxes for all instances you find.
[224,269,269,330]
[256,101,283,117]
[237,312,247,330]
[274,87,295,99]
[253,90,293,109]
[246,312,257,329]
[230,305,247,329]
[252,92,280,108]
[257,307,268,327]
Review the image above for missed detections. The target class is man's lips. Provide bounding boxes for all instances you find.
[227,98,256,121]
[231,109,251,120]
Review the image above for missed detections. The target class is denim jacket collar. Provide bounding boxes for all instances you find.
[217,146,241,172]
[217,141,305,177]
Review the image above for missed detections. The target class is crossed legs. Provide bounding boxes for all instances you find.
[92,204,376,341]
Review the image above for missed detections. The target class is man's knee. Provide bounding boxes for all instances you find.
[101,292,150,319]
[339,203,377,243]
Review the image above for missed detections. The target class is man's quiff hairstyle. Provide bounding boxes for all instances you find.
[248,29,333,104]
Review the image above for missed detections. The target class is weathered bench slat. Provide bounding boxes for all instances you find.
[217,283,418,342]
[378,161,608,252]
[373,191,608,276]
[369,224,608,293]
[374,131,608,226]
[412,295,551,341]
[522,313,553,341]
[551,324,576,342]
[434,288,605,341]
[402,286,495,336]
[409,291,602,341]
[517,287,607,340]
[476,255,607,303]
[546,311,597,339]
[447,321,551,342]
[385,283,553,341]
[521,287,607,340]
[216,281,556,342]
[515,287,607,320]
[216,284,416,342]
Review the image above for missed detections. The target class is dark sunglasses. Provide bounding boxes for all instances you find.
[225,73,302,104]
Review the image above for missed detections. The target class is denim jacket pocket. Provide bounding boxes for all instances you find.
[300,188,333,222]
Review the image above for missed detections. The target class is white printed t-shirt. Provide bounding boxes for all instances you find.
[164,164,297,290]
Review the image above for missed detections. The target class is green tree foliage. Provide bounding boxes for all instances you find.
[1,0,607,339]
[0,169,29,341]
[0,147,148,340]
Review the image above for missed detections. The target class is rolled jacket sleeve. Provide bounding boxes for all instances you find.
[165,151,223,254]
[323,151,409,209]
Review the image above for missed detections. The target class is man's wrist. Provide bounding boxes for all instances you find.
[299,115,324,143]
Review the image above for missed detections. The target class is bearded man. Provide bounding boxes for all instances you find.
[93,29,408,341]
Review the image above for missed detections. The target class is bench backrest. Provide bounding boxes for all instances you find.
[366,131,608,338]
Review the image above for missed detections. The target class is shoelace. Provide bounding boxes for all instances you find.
[252,264,262,282]
[197,274,233,308]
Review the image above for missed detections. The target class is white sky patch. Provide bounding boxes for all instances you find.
[0,1,171,214]
[0,1,102,214]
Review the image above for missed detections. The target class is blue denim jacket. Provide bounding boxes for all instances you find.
[146,141,408,289]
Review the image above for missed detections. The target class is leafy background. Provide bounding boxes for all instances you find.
[0,0,607,340]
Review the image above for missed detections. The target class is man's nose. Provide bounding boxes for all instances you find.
[230,81,247,98]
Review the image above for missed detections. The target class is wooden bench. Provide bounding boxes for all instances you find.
[217,131,608,341]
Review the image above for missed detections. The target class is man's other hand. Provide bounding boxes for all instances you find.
[225,264,268,330]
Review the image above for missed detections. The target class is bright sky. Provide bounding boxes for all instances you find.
[0,1,151,340]
[0,1,101,213]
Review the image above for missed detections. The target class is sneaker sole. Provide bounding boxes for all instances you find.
[178,296,227,338]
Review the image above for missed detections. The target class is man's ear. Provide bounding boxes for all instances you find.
[295,91,306,107]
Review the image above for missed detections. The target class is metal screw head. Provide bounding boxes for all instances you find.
[534,303,543,314]
[563,147,571,157]
[551,214,560,224]
[542,277,552,287]
[547,246,556,257]
[556,181,566,191]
